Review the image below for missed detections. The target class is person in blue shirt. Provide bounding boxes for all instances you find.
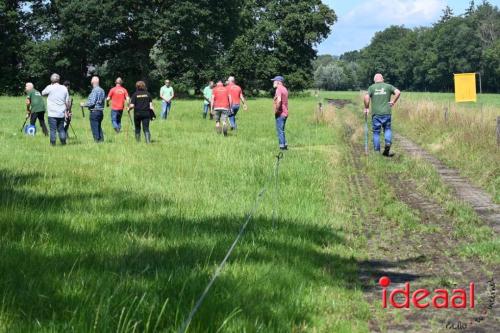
[81,76,106,142]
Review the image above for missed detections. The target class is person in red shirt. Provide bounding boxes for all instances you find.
[272,76,289,150]
[106,77,129,133]
[227,76,247,131]
[211,80,232,136]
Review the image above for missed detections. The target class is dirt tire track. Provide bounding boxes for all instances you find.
[394,133,500,234]
[341,119,499,332]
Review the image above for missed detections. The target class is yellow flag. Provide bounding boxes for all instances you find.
[454,73,477,103]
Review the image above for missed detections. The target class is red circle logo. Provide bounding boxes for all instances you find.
[379,276,391,287]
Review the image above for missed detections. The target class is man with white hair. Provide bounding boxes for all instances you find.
[25,82,48,136]
[226,76,247,130]
[42,73,70,145]
[364,73,401,157]
[81,76,106,142]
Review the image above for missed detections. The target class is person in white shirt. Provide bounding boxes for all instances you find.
[42,73,70,146]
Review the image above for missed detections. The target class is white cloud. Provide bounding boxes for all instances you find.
[343,0,446,27]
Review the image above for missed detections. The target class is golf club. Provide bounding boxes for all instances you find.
[364,112,369,155]
[20,113,29,132]
[69,123,78,140]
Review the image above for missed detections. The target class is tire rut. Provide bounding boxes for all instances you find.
[394,133,500,234]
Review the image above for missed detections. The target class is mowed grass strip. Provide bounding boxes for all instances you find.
[0,96,370,332]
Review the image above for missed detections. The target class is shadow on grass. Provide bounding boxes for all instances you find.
[0,168,418,332]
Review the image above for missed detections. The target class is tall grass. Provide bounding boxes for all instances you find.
[0,95,371,332]
[393,98,500,202]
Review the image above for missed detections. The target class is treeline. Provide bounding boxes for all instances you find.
[314,1,500,92]
[0,0,336,95]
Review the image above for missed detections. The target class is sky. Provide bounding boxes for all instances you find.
[318,0,500,55]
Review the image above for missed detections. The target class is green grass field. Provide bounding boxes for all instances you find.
[0,92,498,332]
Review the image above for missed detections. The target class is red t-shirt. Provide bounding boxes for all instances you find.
[212,83,231,109]
[108,86,129,111]
[274,85,289,117]
[227,83,242,105]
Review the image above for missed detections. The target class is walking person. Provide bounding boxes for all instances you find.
[364,73,401,157]
[80,76,106,142]
[42,73,70,145]
[202,81,214,119]
[107,77,129,133]
[160,80,174,120]
[25,82,48,136]
[272,76,289,150]
[63,81,73,137]
[211,80,232,136]
[129,81,154,143]
[227,76,247,130]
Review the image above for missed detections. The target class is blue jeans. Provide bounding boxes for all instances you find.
[48,117,66,145]
[161,101,171,119]
[229,104,240,129]
[372,114,392,151]
[111,110,123,131]
[203,104,210,118]
[90,110,104,142]
[275,115,287,148]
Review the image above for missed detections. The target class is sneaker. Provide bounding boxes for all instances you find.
[280,146,288,151]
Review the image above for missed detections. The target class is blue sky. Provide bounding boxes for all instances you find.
[318,0,500,55]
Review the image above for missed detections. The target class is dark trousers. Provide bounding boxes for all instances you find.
[48,117,66,145]
[134,111,151,141]
[90,110,104,142]
[30,111,48,135]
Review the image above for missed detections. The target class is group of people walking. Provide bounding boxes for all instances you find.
[25,74,290,150]
[24,71,401,155]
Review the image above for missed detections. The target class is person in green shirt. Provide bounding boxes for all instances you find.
[25,82,48,136]
[202,81,214,119]
[364,73,401,157]
[160,80,175,120]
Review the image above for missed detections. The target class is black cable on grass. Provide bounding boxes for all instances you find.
[178,152,284,333]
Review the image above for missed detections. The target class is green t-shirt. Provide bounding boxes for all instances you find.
[27,89,46,113]
[368,83,396,116]
[203,85,212,105]
[160,86,174,101]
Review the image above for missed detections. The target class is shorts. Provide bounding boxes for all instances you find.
[214,108,229,122]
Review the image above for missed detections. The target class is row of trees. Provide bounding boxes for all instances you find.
[0,0,336,95]
[314,1,500,92]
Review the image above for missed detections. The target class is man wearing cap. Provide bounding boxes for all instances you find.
[364,73,401,157]
[25,82,48,136]
[80,76,106,142]
[271,76,289,150]
[227,76,247,130]
[202,81,214,119]
[160,80,174,120]
[42,73,70,145]
[107,77,129,133]
[211,80,232,136]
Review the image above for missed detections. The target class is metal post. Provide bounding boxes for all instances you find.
[476,71,482,94]
[497,116,500,146]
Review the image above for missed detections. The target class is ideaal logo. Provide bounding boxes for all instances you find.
[378,276,475,309]
[378,277,496,330]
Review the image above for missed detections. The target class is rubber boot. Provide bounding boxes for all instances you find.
[135,133,141,142]
[145,132,151,144]
[383,145,394,157]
